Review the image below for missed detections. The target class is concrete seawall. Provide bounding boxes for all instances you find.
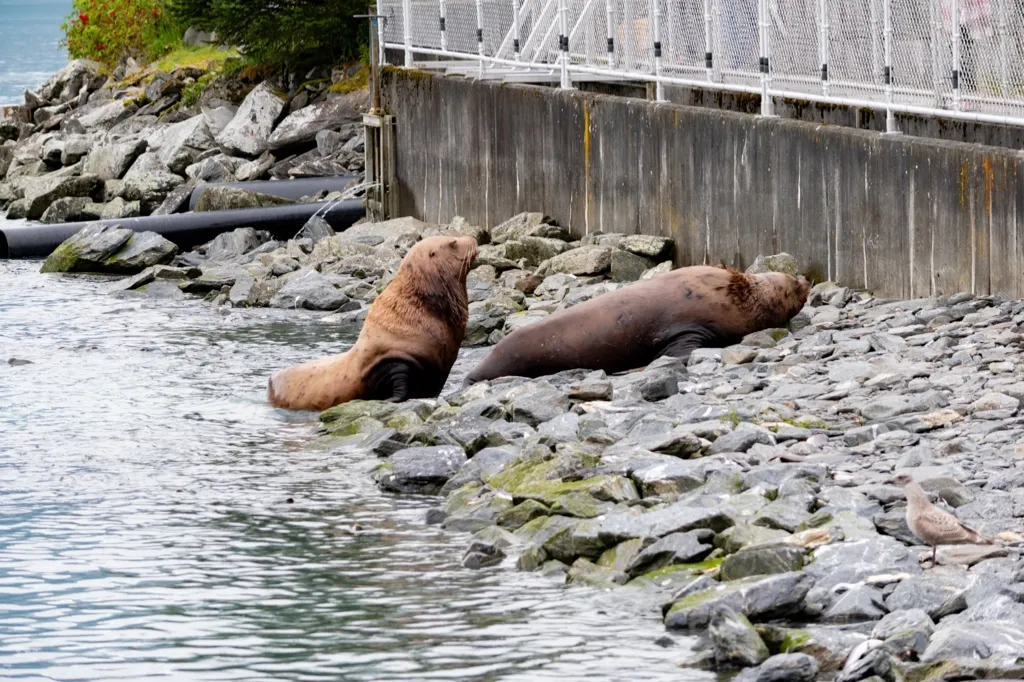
[382,67,1024,299]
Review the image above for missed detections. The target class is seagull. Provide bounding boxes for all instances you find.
[889,473,994,567]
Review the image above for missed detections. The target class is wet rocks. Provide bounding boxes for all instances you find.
[40,224,176,274]
[733,654,818,682]
[664,571,814,629]
[709,606,770,668]
[270,269,354,311]
[377,446,468,495]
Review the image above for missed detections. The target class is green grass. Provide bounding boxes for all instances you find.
[154,44,238,72]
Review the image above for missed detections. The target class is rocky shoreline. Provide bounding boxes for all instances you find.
[10,60,1024,682]
[0,57,367,225]
[61,208,1024,681]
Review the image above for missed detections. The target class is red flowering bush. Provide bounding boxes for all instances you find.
[61,0,182,66]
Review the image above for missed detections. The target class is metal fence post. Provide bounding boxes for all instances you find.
[952,0,961,110]
[818,0,829,95]
[758,0,775,115]
[703,0,713,81]
[883,0,898,132]
[605,0,616,66]
[513,0,522,59]
[998,0,1009,98]
[403,0,413,66]
[559,0,574,88]
[476,0,486,75]
[440,0,448,51]
[652,0,665,99]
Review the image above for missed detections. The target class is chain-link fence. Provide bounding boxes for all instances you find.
[377,0,1024,124]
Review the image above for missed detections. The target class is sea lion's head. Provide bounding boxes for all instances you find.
[388,234,478,324]
[749,270,811,324]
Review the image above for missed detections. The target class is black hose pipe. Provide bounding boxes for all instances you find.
[0,199,364,259]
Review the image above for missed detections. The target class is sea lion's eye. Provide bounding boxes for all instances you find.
[429,251,436,258]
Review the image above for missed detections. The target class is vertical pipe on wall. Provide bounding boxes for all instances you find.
[883,0,898,132]
[652,0,665,99]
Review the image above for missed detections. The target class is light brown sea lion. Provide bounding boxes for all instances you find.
[464,264,810,384]
[268,234,478,411]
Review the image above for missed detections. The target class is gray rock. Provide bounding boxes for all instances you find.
[500,236,569,267]
[594,502,734,544]
[21,173,103,219]
[610,249,653,282]
[234,150,275,181]
[99,197,141,220]
[619,234,673,260]
[822,585,888,623]
[664,572,813,629]
[884,569,974,620]
[102,231,178,274]
[378,446,468,495]
[626,530,714,577]
[491,212,567,244]
[72,99,135,131]
[746,253,799,276]
[709,429,761,455]
[267,91,366,150]
[40,223,131,273]
[296,215,335,242]
[508,390,570,427]
[39,196,101,224]
[871,608,934,654]
[185,154,242,183]
[709,606,770,668]
[753,495,814,532]
[182,27,218,46]
[462,539,506,569]
[83,139,147,181]
[539,246,611,276]
[968,391,1019,414]
[203,227,262,262]
[804,537,921,597]
[194,186,294,212]
[921,620,1024,665]
[719,544,807,581]
[732,654,818,682]
[216,83,287,157]
[629,457,708,497]
[858,391,948,422]
[147,116,216,173]
[270,269,352,311]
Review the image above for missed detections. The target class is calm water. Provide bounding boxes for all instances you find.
[0,246,712,681]
[0,0,72,105]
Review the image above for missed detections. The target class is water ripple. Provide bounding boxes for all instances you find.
[0,259,712,681]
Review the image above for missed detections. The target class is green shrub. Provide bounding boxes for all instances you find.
[167,0,371,70]
[61,0,186,67]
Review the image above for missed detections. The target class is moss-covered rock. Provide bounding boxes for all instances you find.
[663,571,813,629]
[597,538,653,573]
[496,499,550,530]
[715,524,790,554]
[41,224,176,275]
[718,544,808,581]
[566,557,627,588]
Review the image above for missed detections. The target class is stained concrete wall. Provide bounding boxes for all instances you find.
[382,66,1024,299]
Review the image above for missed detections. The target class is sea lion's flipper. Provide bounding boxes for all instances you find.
[367,358,421,402]
[655,323,720,361]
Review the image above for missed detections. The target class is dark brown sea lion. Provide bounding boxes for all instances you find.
[268,234,478,411]
[464,264,809,384]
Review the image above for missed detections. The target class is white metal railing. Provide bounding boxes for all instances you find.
[376,0,1024,128]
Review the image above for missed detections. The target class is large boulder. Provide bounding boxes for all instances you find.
[20,173,103,220]
[39,196,102,224]
[120,152,184,206]
[269,269,354,311]
[201,227,263,262]
[147,115,216,174]
[36,59,104,102]
[194,186,294,212]
[216,82,286,157]
[72,99,136,131]
[538,246,612,276]
[40,224,176,274]
[267,90,368,151]
[82,139,148,181]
